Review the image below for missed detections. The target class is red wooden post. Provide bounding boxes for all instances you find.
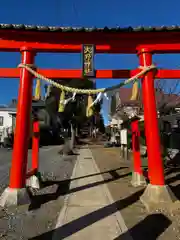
[32,120,39,173]
[131,119,142,174]
[131,118,146,186]
[26,119,41,189]
[138,48,165,185]
[9,47,35,189]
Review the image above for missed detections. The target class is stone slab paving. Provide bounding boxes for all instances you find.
[52,147,131,240]
[90,145,180,240]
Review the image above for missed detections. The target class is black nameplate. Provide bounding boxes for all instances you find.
[82,44,95,77]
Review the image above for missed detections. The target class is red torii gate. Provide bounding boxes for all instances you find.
[0,24,180,210]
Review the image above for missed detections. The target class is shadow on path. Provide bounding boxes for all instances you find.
[29,189,144,240]
[165,166,180,199]
[114,213,171,240]
[28,168,130,211]
[42,167,128,188]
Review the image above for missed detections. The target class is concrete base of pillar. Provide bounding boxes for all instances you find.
[26,174,41,189]
[0,187,30,207]
[131,172,147,187]
[140,184,178,212]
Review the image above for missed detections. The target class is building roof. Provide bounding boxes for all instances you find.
[0,24,180,33]
[0,108,16,112]
[0,99,45,112]
[155,92,180,108]
[0,105,8,108]
[119,88,138,104]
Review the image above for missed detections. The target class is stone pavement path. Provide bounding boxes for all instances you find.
[52,147,132,240]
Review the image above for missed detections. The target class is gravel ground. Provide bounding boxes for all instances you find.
[90,145,180,240]
[0,145,77,239]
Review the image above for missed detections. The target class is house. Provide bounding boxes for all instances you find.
[0,106,16,136]
[0,100,17,144]
[0,99,46,145]
[109,87,180,126]
[109,88,143,128]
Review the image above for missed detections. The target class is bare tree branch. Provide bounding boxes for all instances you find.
[154,79,180,115]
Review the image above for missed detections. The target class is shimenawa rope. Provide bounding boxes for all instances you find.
[18,64,157,95]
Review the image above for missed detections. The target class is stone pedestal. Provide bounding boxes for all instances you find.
[131,172,147,187]
[140,184,179,212]
[0,187,30,207]
[26,174,41,189]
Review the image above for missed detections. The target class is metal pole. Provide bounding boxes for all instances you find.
[70,123,75,150]
[124,144,128,161]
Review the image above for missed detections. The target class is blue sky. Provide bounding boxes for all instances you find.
[1,0,180,124]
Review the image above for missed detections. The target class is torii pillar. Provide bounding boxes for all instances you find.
[130,116,146,187]
[0,47,35,207]
[138,48,178,211]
